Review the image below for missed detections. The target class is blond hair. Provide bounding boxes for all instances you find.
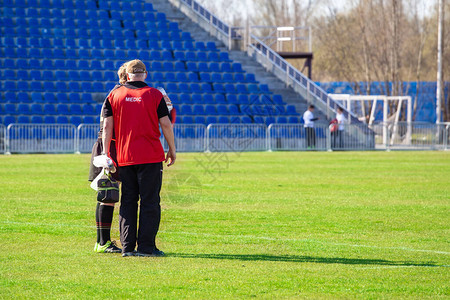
[118,62,128,84]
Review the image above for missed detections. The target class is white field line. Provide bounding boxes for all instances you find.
[1,220,449,256]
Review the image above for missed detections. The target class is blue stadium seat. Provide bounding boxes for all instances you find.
[187,94,201,104]
[3,116,16,125]
[220,63,232,72]
[201,83,213,93]
[17,103,31,115]
[43,82,56,92]
[196,52,208,61]
[288,116,299,124]
[211,73,223,83]
[17,115,30,123]
[265,116,276,125]
[219,52,231,62]
[197,62,208,72]
[174,62,186,72]
[193,105,205,115]
[190,84,201,93]
[218,116,229,124]
[185,51,197,61]
[208,52,220,62]
[56,116,69,124]
[176,73,188,82]
[180,105,192,115]
[4,104,16,114]
[277,116,288,124]
[151,61,163,71]
[242,116,253,124]
[206,116,217,124]
[163,62,174,71]
[260,84,271,94]
[83,116,96,124]
[226,95,238,104]
[272,94,284,104]
[213,84,225,93]
[43,93,56,103]
[200,72,211,82]
[56,104,69,115]
[70,104,82,115]
[17,92,30,103]
[44,116,56,124]
[57,92,68,102]
[216,105,228,115]
[81,93,93,103]
[225,84,237,94]
[222,73,234,83]
[70,116,82,126]
[203,94,214,104]
[31,116,43,124]
[286,105,297,115]
[30,103,43,115]
[182,116,194,124]
[253,116,264,124]
[238,95,249,104]
[44,104,57,115]
[82,104,95,115]
[214,94,226,104]
[194,116,206,125]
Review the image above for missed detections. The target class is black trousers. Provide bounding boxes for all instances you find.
[332,130,344,149]
[305,127,316,148]
[119,162,163,253]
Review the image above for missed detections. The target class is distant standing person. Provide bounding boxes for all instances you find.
[335,107,347,149]
[103,60,176,257]
[303,105,318,149]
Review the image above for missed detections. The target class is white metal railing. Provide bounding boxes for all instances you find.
[444,123,450,150]
[268,124,329,151]
[77,124,100,153]
[206,124,267,152]
[1,123,448,154]
[0,124,5,153]
[6,124,77,154]
[177,0,244,49]
[385,122,448,150]
[161,124,207,152]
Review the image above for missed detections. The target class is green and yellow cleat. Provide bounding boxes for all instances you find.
[94,241,122,253]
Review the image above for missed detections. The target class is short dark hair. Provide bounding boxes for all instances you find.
[309,105,315,109]
[337,106,343,112]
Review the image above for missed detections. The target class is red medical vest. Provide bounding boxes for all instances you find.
[108,85,165,166]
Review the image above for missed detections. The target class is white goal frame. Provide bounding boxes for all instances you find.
[329,94,412,145]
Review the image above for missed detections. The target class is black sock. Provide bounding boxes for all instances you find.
[96,203,114,245]
[95,202,101,244]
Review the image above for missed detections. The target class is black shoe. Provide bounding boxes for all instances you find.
[122,250,137,257]
[136,248,165,257]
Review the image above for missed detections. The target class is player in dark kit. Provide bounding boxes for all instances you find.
[88,62,128,253]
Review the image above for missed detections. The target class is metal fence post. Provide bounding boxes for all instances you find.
[267,124,272,151]
[206,124,211,152]
[326,127,332,151]
[5,124,11,155]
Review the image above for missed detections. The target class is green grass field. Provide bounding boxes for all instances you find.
[0,152,449,299]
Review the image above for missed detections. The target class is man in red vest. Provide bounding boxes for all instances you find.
[102,59,176,257]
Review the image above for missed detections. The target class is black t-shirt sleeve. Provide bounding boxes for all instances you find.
[102,99,113,118]
[157,97,169,119]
